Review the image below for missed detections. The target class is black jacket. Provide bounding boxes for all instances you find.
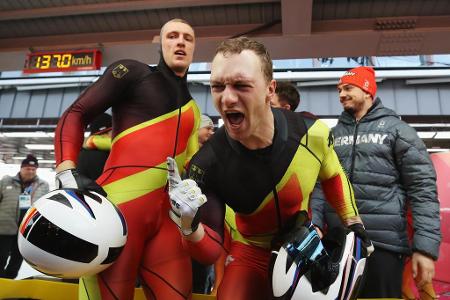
[312,98,441,259]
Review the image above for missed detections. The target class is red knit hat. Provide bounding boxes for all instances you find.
[338,66,377,98]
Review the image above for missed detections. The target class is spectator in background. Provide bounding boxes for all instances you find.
[192,114,215,294]
[0,154,49,279]
[198,115,215,148]
[311,66,441,298]
[77,113,112,181]
[270,81,300,111]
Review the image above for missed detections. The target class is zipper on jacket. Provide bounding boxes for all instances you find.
[349,121,359,182]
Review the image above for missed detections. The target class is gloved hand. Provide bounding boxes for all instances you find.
[348,223,374,257]
[271,211,310,250]
[55,168,107,197]
[167,157,207,236]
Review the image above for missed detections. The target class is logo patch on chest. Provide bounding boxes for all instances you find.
[189,164,205,184]
[112,64,129,79]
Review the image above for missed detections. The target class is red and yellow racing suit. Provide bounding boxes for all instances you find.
[184,108,359,300]
[55,58,200,300]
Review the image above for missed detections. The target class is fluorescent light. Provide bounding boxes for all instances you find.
[434,131,450,139]
[2,68,448,88]
[428,148,450,153]
[406,78,450,85]
[1,132,88,138]
[417,132,436,139]
[0,77,98,86]
[39,160,56,164]
[296,80,338,87]
[13,156,43,160]
[25,144,54,150]
[410,123,450,128]
[16,83,88,91]
[3,132,54,138]
[297,78,383,87]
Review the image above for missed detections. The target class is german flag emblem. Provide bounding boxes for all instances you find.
[112,64,129,79]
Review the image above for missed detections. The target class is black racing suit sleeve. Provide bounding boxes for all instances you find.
[185,143,226,263]
[55,59,148,164]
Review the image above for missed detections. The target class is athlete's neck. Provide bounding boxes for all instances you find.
[239,109,274,150]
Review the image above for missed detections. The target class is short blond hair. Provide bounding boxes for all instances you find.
[215,37,273,83]
[160,18,193,38]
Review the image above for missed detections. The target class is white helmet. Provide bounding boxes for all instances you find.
[271,223,367,300]
[18,189,127,278]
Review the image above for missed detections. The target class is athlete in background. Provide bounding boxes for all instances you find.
[270,81,300,112]
[166,37,373,300]
[54,19,200,300]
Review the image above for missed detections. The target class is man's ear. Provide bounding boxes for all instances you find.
[267,79,276,103]
[282,103,291,111]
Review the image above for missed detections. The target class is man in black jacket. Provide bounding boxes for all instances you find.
[312,66,441,298]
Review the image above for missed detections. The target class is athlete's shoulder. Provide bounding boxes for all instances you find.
[188,141,219,186]
[299,111,319,120]
[294,111,329,134]
[104,59,151,79]
[280,109,324,132]
[289,110,333,152]
[108,59,148,69]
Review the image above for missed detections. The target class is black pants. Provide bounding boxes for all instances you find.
[358,247,405,298]
[192,259,214,294]
[0,234,24,279]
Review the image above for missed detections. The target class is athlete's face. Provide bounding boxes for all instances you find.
[337,83,372,116]
[161,21,195,77]
[210,50,275,142]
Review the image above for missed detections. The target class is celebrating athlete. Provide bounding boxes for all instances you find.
[55,19,200,300]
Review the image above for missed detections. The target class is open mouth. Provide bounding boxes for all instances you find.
[226,112,244,126]
[175,50,186,56]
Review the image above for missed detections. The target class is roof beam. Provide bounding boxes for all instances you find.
[0,0,277,21]
[2,17,450,71]
[260,29,450,59]
[313,16,450,32]
[0,23,280,51]
[2,27,450,72]
[281,0,312,35]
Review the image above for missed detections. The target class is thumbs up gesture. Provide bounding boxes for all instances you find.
[167,157,207,235]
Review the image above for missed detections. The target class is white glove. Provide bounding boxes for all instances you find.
[167,157,207,235]
[56,168,107,197]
